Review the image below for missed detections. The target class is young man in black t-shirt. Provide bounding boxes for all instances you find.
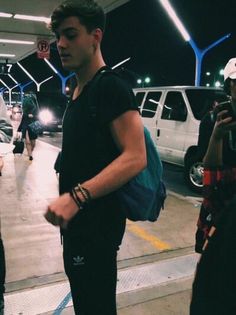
[45,1,147,314]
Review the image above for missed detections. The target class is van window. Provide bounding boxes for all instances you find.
[161,92,187,121]
[142,91,162,118]
[135,92,145,108]
[185,89,228,120]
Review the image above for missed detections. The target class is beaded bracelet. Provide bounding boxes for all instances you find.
[81,186,92,202]
[74,184,92,203]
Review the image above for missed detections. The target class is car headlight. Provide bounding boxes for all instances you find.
[39,109,53,125]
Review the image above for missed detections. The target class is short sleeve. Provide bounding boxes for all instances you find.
[96,74,139,126]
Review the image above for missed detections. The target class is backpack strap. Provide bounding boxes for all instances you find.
[88,67,118,120]
[87,68,120,165]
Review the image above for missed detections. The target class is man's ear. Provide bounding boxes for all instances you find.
[92,28,103,45]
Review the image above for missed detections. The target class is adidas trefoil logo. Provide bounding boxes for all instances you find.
[73,256,85,266]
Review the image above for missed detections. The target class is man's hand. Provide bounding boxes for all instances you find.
[44,192,79,229]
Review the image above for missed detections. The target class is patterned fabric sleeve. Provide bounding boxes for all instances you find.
[203,167,236,215]
[195,167,236,253]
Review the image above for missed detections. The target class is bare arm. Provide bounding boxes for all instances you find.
[82,110,147,198]
[203,110,236,167]
[203,131,224,167]
[45,110,147,227]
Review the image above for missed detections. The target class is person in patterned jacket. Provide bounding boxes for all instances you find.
[195,58,236,253]
[190,58,236,314]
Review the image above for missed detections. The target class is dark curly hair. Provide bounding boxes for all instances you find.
[49,0,106,34]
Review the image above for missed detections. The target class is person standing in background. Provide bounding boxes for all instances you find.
[17,94,38,161]
[190,58,236,314]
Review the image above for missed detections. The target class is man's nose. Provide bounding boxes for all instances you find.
[57,36,67,49]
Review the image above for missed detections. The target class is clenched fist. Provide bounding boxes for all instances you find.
[44,192,80,229]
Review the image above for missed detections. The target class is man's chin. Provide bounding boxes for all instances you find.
[61,62,74,71]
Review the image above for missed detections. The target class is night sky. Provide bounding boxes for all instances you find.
[5,0,236,93]
[101,0,236,87]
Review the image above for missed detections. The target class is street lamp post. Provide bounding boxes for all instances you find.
[17,62,53,92]
[159,0,231,86]
[44,58,75,95]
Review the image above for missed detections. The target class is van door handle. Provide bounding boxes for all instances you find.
[157,129,160,137]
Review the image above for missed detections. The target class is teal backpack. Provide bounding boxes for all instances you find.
[116,126,166,221]
[90,69,166,222]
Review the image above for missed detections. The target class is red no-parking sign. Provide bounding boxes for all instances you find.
[37,38,50,59]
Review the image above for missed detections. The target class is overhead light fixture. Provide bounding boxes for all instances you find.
[0,12,13,18]
[159,0,190,41]
[0,54,15,57]
[14,14,50,23]
[0,39,34,45]
[112,57,131,70]
[44,58,58,74]
[8,74,18,84]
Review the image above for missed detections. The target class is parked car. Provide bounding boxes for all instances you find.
[35,92,67,132]
[134,86,228,192]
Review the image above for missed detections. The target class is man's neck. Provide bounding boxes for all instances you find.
[72,58,105,101]
[75,57,106,92]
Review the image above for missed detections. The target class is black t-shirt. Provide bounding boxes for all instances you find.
[198,111,236,167]
[59,67,138,245]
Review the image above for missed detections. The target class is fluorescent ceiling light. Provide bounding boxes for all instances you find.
[0,54,15,57]
[112,57,131,69]
[8,74,18,84]
[44,58,58,74]
[0,79,8,89]
[0,39,34,45]
[14,14,50,23]
[159,0,190,41]
[0,12,13,18]
[17,62,35,81]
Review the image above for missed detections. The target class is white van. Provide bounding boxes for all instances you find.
[134,86,227,192]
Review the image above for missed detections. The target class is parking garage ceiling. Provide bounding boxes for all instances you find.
[0,0,129,63]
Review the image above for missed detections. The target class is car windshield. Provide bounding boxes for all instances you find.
[185,89,228,120]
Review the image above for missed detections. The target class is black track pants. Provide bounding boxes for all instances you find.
[63,236,118,315]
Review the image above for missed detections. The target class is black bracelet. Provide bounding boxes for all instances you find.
[72,188,84,209]
[75,184,92,203]
[70,189,82,210]
[69,190,80,208]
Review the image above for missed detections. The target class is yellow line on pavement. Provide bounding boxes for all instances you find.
[127,223,171,251]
